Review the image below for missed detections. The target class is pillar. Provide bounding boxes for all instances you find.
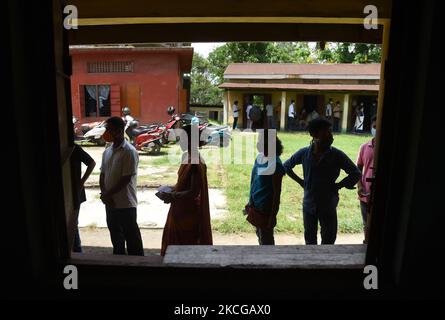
[280,91,287,131]
[342,93,350,133]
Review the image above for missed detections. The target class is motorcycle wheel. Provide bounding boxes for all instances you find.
[150,143,161,155]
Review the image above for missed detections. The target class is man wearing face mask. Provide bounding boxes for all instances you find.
[100,116,144,256]
[284,118,361,245]
[356,116,377,241]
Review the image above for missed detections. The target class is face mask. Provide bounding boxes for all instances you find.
[322,136,334,148]
[103,130,113,143]
[371,128,376,137]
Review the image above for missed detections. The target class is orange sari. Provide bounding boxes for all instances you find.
[161,158,213,256]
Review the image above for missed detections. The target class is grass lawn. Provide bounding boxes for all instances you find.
[135,131,371,234]
[209,131,371,234]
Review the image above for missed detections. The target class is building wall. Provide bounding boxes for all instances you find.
[226,91,244,127]
[70,51,183,125]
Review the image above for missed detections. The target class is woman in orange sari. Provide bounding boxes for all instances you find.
[160,124,213,256]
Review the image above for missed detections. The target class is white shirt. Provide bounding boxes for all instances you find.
[101,140,139,208]
[233,104,239,118]
[266,104,274,117]
[246,105,253,120]
[288,103,295,118]
[325,103,333,117]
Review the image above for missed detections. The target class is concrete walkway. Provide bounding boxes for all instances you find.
[79,187,227,229]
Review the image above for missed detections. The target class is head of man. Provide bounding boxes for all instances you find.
[308,118,334,150]
[104,116,125,144]
[291,99,295,104]
[234,100,238,105]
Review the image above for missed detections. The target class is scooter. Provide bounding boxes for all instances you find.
[73,117,107,146]
[201,122,232,148]
[82,121,107,146]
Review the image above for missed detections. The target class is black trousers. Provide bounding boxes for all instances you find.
[233,117,238,129]
[106,207,144,256]
[256,228,275,245]
[303,208,337,245]
[333,118,341,132]
[287,117,295,131]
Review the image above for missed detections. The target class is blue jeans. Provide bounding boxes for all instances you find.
[287,117,295,131]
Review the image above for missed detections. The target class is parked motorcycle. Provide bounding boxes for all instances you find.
[179,113,232,148]
[82,121,107,146]
[73,116,107,146]
[202,123,232,148]
[126,120,165,155]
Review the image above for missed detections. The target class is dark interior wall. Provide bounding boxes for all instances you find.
[395,1,442,294]
[6,0,69,296]
[366,0,442,296]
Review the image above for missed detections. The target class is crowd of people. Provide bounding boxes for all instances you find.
[70,112,377,255]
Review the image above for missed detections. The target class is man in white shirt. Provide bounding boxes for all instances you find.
[100,116,144,256]
[266,103,274,129]
[288,99,296,131]
[232,100,239,129]
[246,102,253,130]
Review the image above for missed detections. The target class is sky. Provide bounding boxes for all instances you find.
[191,42,225,57]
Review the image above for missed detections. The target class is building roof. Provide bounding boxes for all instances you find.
[219,82,379,92]
[224,63,380,80]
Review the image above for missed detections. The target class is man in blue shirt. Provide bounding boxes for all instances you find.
[283,118,361,244]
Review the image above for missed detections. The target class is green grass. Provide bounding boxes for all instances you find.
[212,131,371,234]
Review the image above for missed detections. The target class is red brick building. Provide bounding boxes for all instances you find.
[70,45,193,124]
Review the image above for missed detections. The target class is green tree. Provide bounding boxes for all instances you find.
[327,43,381,63]
[208,42,313,84]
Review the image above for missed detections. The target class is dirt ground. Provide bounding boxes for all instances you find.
[79,228,364,255]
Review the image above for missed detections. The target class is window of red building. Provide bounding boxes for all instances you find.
[83,84,111,117]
